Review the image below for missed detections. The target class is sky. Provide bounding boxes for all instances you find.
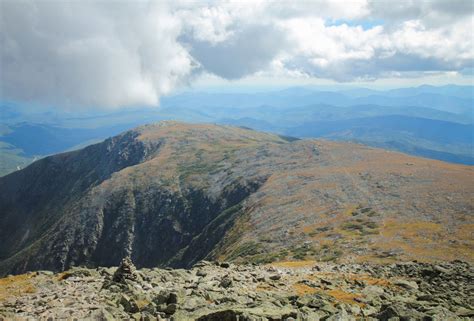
[0,0,473,109]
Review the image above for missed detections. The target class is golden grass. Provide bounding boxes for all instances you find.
[0,273,36,301]
[371,219,474,262]
[255,284,274,292]
[269,260,316,268]
[457,224,474,240]
[347,274,391,287]
[344,205,359,217]
[382,220,443,239]
[325,289,363,306]
[292,283,317,296]
[354,254,400,265]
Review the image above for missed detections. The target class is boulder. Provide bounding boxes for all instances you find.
[219,276,233,288]
[393,279,419,290]
[118,294,139,313]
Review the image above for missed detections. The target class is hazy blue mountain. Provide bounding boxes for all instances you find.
[385,85,474,99]
[283,116,473,165]
[370,140,474,165]
[342,85,474,99]
[1,123,141,156]
[1,85,473,175]
[352,93,472,114]
[215,103,469,125]
[162,87,473,115]
[286,115,472,143]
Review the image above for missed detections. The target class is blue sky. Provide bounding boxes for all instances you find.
[0,0,473,109]
[325,18,385,29]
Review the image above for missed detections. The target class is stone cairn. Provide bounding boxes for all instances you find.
[113,256,138,283]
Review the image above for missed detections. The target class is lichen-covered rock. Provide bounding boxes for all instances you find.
[1,261,472,320]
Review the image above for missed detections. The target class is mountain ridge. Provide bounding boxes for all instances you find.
[0,121,472,276]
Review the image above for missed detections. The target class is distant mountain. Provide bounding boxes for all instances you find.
[286,115,473,144]
[385,85,474,99]
[1,122,472,276]
[342,85,474,99]
[221,114,474,165]
[162,86,474,114]
[1,122,140,156]
[351,93,473,114]
[0,122,147,175]
[1,85,473,175]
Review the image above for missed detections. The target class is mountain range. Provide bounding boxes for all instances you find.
[1,85,473,177]
[0,122,472,276]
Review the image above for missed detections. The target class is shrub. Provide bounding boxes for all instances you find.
[342,222,364,231]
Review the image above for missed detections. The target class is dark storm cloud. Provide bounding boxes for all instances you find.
[180,24,288,79]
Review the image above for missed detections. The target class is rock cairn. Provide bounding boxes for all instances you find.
[113,257,138,283]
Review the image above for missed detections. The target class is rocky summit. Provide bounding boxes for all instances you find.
[0,121,473,277]
[0,260,473,320]
[0,121,473,320]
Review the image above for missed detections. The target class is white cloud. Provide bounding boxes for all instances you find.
[274,14,473,81]
[0,1,194,108]
[0,0,472,108]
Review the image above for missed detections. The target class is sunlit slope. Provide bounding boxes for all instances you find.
[0,121,472,276]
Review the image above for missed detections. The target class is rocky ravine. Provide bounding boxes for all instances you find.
[0,259,472,320]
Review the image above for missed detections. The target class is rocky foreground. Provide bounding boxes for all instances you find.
[0,259,473,320]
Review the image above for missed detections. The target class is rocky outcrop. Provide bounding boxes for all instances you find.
[0,260,472,320]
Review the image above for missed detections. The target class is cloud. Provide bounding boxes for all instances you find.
[0,1,194,108]
[181,24,289,79]
[368,0,474,24]
[0,0,472,108]
[277,16,473,81]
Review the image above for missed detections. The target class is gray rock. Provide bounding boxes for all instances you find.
[88,308,116,321]
[193,261,213,268]
[167,292,178,304]
[219,276,233,288]
[325,308,356,321]
[375,305,400,320]
[118,294,139,313]
[61,268,93,279]
[196,270,208,277]
[433,265,450,275]
[455,307,474,317]
[393,279,419,290]
[164,303,177,315]
[36,271,54,276]
[183,297,205,311]
[153,291,171,305]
